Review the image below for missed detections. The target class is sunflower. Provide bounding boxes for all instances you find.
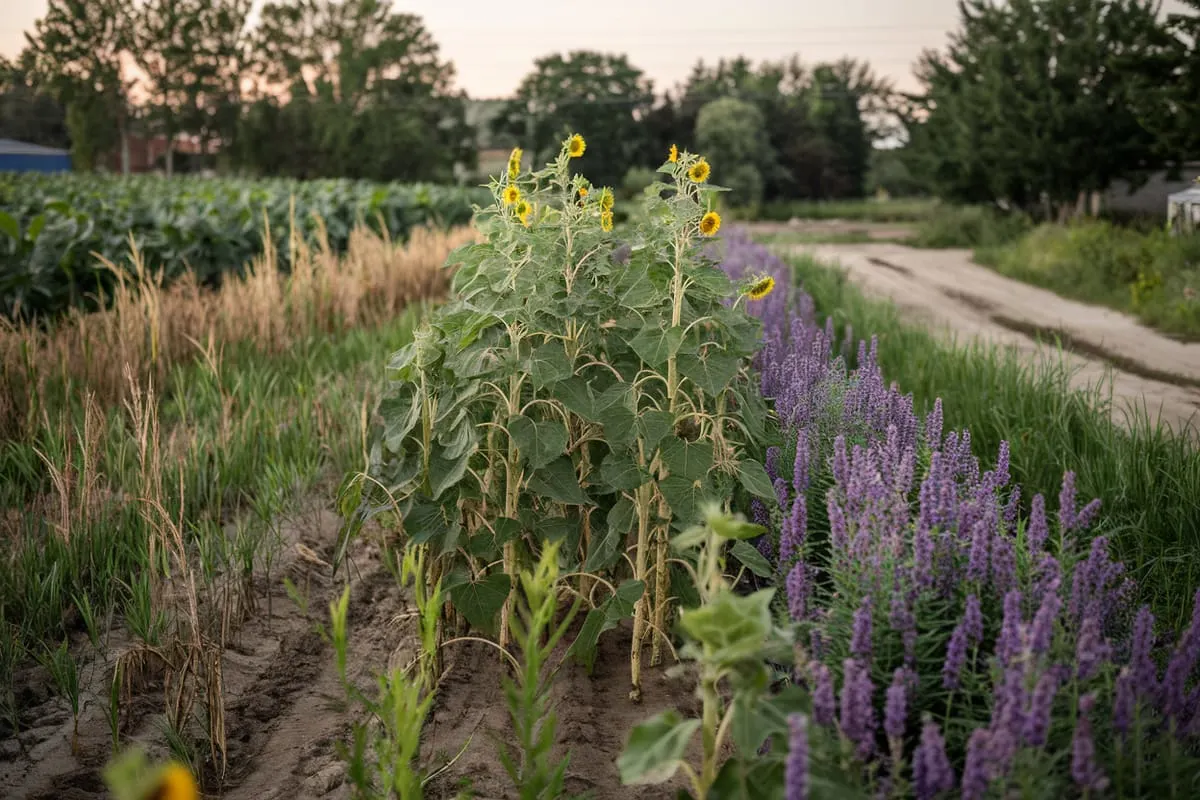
[515,199,532,226]
[501,186,521,206]
[688,158,711,183]
[567,134,586,158]
[146,763,199,800]
[599,187,614,212]
[668,144,678,163]
[600,211,614,232]
[506,147,523,180]
[745,275,775,301]
[698,211,721,237]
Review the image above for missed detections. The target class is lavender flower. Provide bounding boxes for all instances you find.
[1058,470,1079,533]
[990,530,1017,594]
[1029,591,1061,656]
[1027,493,1049,553]
[839,658,876,760]
[884,668,908,740]
[811,662,836,726]
[851,596,873,662]
[1003,484,1021,532]
[1075,615,1112,681]
[966,518,990,583]
[942,623,969,690]
[779,494,806,563]
[785,714,809,800]
[1113,668,1135,740]
[767,445,781,483]
[1130,606,1159,702]
[792,428,810,494]
[828,493,849,554]
[1072,694,1109,792]
[810,628,826,662]
[913,720,955,799]
[1023,668,1061,747]
[786,561,809,621]
[964,594,984,644]
[961,729,992,800]
[774,477,790,514]
[924,398,943,451]
[995,589,1023,665]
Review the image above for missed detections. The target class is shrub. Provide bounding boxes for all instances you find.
[909,205,1031,249]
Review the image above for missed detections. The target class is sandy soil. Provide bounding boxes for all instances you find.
[778,240,1200,437]
[1,496,691,800]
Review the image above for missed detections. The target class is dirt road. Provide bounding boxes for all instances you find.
[778,240,1200,436]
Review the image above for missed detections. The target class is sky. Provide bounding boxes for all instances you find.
[1,0,1189,98]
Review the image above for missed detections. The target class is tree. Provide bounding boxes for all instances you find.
[906,0,1172,216]
[492,51,655,188]
[0,52,69,149]
[235,0,472,181]
[132,0,207,175]
[694,97,772,207]
[25,0,136,172]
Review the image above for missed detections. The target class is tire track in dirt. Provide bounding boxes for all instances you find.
[783,241,1200,437]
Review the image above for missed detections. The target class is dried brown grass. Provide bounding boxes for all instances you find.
[0,222,478,441]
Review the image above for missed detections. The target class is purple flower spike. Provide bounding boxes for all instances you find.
[1130,606,1159,702]
[785,714,809,800]
[1023,669,1061,747]
[996,590,1023,665]
[1058,470,1078,533]
[767,445,782,483]
[884,668,908,741]
[925,398,943,451]
[839,658,876,760]
[851,596,873,662]
[961,729,992,800]
[1072,694,1109,792]
[786,561,809,621]
[1029,591,1061,656]
[964,594,984,644]
[1027,494,1049,553]
[1113,668,1135,740]
[811,662,836,726]
[792,428,810,494]
[913,720,955,799]
[1075,615,1112,681]
[942,623,969,690]
[966,518,990,583]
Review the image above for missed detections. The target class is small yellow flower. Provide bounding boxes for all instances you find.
[600,211,613,232]
[668,144,678,163]
[502,186,521,206]
[567,134,586,158]
[599,187,614,212]
[507,148,522,180]
[148,763,199,800]
[688,158,711,183]
[699,211,721,237]
[516,199,532,226]
[745,275,775,301]
[579,186,589,198]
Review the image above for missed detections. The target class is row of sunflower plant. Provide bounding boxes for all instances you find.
[335,134,781,701]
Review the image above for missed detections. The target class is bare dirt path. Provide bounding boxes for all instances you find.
[775,240,1200,436]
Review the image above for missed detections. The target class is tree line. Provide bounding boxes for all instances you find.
[1,0,1197,211]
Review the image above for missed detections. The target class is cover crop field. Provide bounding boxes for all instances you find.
[2,139,1200,800]
[0,173,487,320]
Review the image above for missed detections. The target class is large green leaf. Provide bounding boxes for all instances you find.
[599,450,646,492]
[526,456,588,506]
[658,475,712,527]
[729,540,773,578]
[636,410,675,454]
[447,572,511,633]
[507,414,568,470]
[554,376,596,421]
[735,459,776,501]
[626,324,684,368]
[617,711,701,785]
[585,499,634,572]
[427,450,470,501]
[568,578,643,671]
[529,341,573,388]
[679,352,740,397]
[677,589,775,668]
[0,211,20,241]
[611,261,660,308]
[661,438,713,482]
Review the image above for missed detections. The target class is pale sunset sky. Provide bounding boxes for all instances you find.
[0,0,1189,97]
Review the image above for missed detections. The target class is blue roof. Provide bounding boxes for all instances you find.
[0,138,70,156]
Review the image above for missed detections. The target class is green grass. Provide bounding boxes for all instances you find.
[0,308,422,718]
[787,252,1200,627]
[975,221,1200,340]
[908,204,1032,249]
[750,197,941,224]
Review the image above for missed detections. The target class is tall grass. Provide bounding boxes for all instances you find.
[975,221,1200,340]
[786,251,1200,626]
[0,223,468,754]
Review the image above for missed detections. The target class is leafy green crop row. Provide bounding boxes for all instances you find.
[0,173,488,320]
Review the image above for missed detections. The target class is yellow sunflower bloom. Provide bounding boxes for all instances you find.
[506,147,523,180]
[502,186,521,206]
[516,199,532,226]
[599,187,614,212]
[668,144,678,163]
[149,763,199,800]
[745,275,776,301]
[600,211,614,232]
[699,211,721,237]
[567,134,586,158]
[688,158,711,183]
